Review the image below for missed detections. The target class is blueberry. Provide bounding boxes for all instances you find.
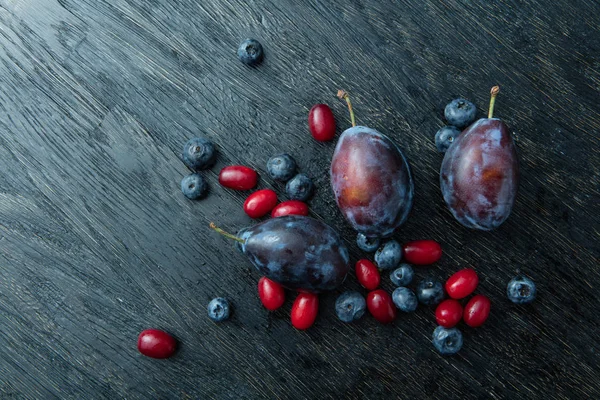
[390,264,414,286]
[507,276,536,304]
[335,291,366,323]
[435,125,461,153]
[356,233,380,253]
[432,326,463,355]
[374,240,402,270]
[182,137,216,171]
[267,154,297,182]
[181,173,208,200]
[286,173,314,201]
[416,277,444,305]
[392,287,418,312]
[207,298,230,322]
[237,39,264,66]
[444,98,477,129]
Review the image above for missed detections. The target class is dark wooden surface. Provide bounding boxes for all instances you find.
[0,0,599,398]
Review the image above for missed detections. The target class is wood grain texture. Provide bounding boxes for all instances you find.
[0,0,598,398]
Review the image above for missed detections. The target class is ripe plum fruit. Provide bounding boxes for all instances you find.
[210,216,350,292]
[440,86,519,230]
[331,90,413,237]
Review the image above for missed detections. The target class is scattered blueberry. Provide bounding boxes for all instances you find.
[432,326,463,355]
[390,264,414,286]
[286,173,314,201]
[416,277,444,305]
[507,276,537,304]
[267,154,297,182]
[335,291,366,323]
[356,233,380,253]
[182,137,216,171]
[237,39,264,66]
[392,287,418,312]
[444,98,477,129]
[374,240,402,270]
[435,125,461,153]
[208,298,230,322]
[181,174,208,200]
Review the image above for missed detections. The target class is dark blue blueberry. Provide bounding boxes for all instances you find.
[444,98,477,129]
[390,264,414,286]
[416,277,444,305]
[207,298,230,322]
[237,39,264,66]
[182,137,216,171]
[507,276,536,304]
[286,173,314,201]
[435,125,461,153]
[432,326,463,355]
[392,287,418,312]
[267,154,297,182]
[374,240,402,270]
[356,233,380,253]
[181,173,208,200]
[335,291,366,323]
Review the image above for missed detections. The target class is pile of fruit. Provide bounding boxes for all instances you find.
[136,39,536,360]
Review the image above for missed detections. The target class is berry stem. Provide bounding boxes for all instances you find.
[488,86,500,118]
[337,89,356,127]
[209,222,244,243]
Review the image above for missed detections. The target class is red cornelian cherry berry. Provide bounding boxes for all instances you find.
[445,268,479,299]
[258,277,285,311]
[401,240,442,265]
[366,289,397,324]
[308,104,336,141]
[463,294,491,328]
[355,259,380,290]
[271,200,309,218]
[137,329,177,359]
[435,299,463,328]
[219,165,258,190]
[291,292,319,330]
[244,189,278,218]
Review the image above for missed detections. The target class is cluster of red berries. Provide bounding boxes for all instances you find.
[436,269,490,329]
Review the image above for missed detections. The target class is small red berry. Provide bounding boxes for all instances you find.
[366,289,397,324]
[355,259,380,290]
[244,189,278,218]
[435,299,463,328]
[271,200,309,218]
[137,329,177,359]
[291,293,319,330]
[463,294,491,328]
[402,240,442,265]
[219,165,258,190]
[258,277,285,311]
[445,268,479,299]
[308,104,336,141]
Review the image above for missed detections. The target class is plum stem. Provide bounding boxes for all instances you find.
[337,89,356,127]
[209,222,244,243]
[488,86,500,118]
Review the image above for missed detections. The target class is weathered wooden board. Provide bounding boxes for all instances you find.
[0,0,598,398]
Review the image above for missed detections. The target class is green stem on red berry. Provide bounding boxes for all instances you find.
[337,89,356,127]
[488,86,500,118]
[209,222,244,243]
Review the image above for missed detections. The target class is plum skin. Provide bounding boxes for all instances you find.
[440,118,519,230]
[330,126,414,238]
[239,216,350,293]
